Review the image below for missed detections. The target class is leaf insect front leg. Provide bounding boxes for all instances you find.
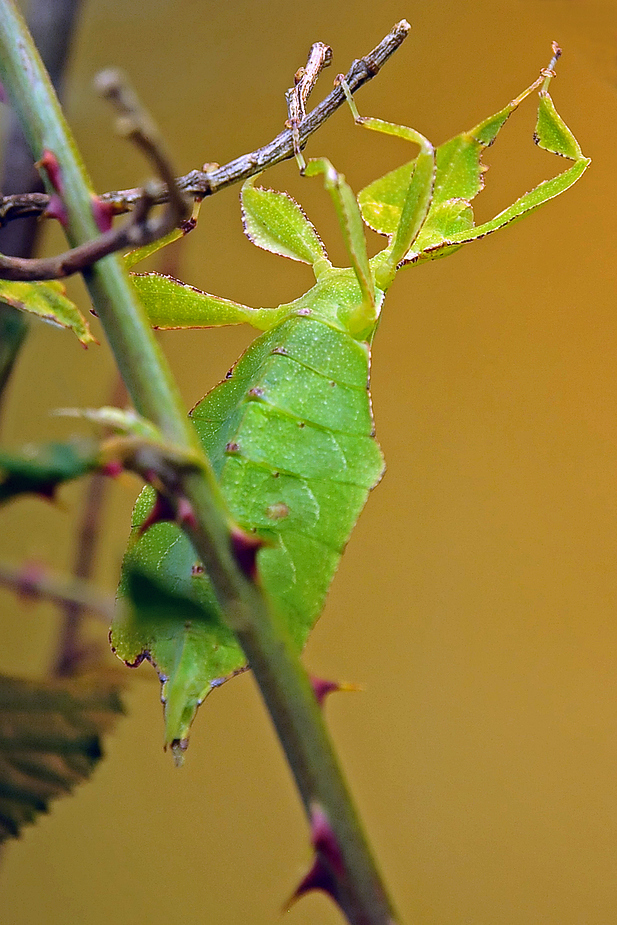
[336,74,437,291]
[300,72,437,332]
[303,154,377,335]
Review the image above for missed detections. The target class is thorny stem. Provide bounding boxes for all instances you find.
[0,68,190,282]
[0,0,83,418]
[0,4,403,923]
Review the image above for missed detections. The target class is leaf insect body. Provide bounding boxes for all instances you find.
[112,52,589,761]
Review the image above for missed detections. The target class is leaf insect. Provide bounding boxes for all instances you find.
[112,48,589,761]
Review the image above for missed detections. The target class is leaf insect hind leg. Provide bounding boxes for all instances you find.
[336,73,437,289]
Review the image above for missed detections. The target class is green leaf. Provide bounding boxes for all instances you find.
[0,279,97,346]
[0,441,99,503]
[0,674,123,842]
[241,177,330,271]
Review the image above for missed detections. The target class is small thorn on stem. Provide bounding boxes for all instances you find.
[100,459,123,479]
[36,149,63,193]
[286,803,346,911]
[311,676,362,707]
[138,491,176,536]
[91,196,115,233]
[176,496,197,530]
[310,803,345,877]
[286,855,338,909]
[230,527,264,580]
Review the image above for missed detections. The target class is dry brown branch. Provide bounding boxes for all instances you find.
[0,20,410,240]
[0,67,190,281]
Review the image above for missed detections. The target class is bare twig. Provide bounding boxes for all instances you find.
[53,375,127,678]
[0,20,411,228]
[0,69,189,281]
[0,559,115,622]
[94,67,190,229]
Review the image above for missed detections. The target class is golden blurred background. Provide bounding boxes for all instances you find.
[1,1,617,923]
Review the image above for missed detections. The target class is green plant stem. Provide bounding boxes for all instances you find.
[0,3,397,922]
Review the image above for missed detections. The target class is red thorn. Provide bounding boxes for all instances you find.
[312,677,341,705]
[287,855,339,909]
[101,460,123,479]
[230,526,263,580]
[138,492,197,536]
[310,804,345,878]
[138,491,175,536]
[310,676,362,706]
[176,496,197,530]
[284,805,347,912]
[36,149,63,193]
[91,196,115,233]
[44,194,68,227]
[14,561,46,603]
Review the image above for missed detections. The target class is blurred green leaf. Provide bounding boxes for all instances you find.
[54,406,163,441]
[0,441,99,503]
[0,674,124,842]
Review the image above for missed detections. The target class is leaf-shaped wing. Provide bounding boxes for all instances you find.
[113,552,242,764]
[114,316,384,756]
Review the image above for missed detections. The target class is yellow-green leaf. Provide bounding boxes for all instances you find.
[0,279,97,346]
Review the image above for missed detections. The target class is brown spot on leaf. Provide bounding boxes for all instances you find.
[265,501,289,521]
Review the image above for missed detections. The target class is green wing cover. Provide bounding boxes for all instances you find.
[113,313,384,750]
